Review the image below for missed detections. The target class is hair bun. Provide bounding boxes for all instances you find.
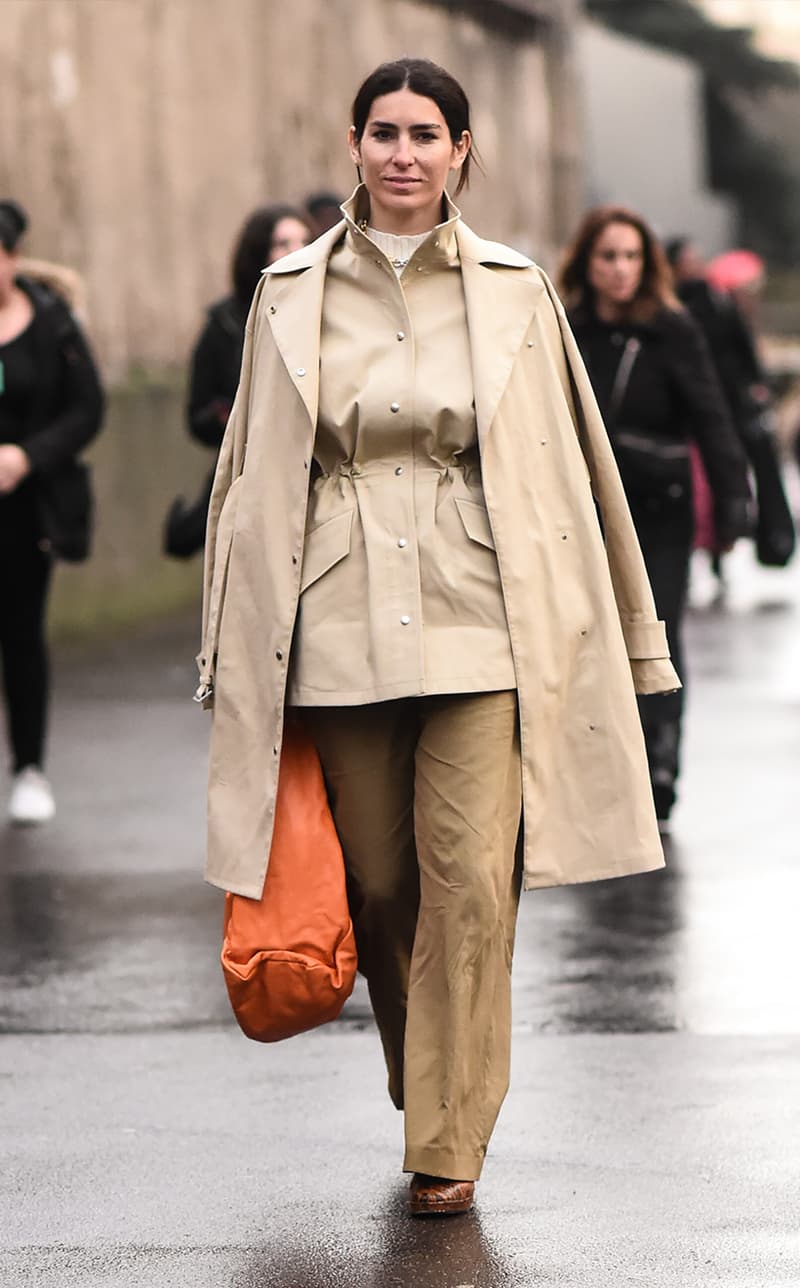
[0,199,29,250]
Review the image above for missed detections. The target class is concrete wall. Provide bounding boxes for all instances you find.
[578,20,734,254]
[0,0,577,378]
[0,0,582,635]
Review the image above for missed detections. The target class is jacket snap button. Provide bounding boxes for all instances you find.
[397,538,407,548]
[296,367,306,377]
[269,305,276,314]
[292,555,298,565]
[400,615,411,625]
[394,466,403,476]
[390,402,400,413]
[272,745,278,755]
[527,340,534,348]
[396,331,405,341]
[275,650,283,661]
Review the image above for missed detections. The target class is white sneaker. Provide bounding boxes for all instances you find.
[8,767,56,825]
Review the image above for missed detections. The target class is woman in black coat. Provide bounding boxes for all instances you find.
[560,206,751,824]
[165,204,312,556]
[0,199,103,824]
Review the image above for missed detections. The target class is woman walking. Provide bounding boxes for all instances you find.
[0,200,103,824]
[165,205,312,558]
[187,205,312,454]
[560,208,751,824]
[199,61,678,1215]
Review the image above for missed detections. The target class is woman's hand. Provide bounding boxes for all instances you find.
[0,444,32,493]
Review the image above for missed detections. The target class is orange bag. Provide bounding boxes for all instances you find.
[220,720,357,1042]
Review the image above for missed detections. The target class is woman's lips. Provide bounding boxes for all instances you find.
[384,177,420,188]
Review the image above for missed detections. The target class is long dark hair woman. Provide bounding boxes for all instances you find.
[188,204,312,451]
[165,205,312,558]
[0,199,103,824]
[199,62,679,1216]
[559,206,751,825]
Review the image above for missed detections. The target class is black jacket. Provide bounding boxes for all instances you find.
[675,278,763,432]
[16,276,104,474]
[6,278,104,559]
[568,304,752,541]
[187,295,248,448]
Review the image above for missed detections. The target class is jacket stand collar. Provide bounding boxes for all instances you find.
[261,185,545,445]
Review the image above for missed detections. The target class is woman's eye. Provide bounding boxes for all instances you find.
[372,130,392,140]
[415,132,436,142]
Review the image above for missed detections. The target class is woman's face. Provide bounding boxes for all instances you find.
[348,88,470,233]
[588,221,644,309]
[268,217,311,265]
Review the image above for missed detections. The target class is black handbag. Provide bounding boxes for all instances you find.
[741,413,795,567]
[607,339,690,497]
[36,458,93,562]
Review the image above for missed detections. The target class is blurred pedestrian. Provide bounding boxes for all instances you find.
[560,207,752,824]
[0,199,104,824]
[164,204,312,557]
[667,237,794,574]
[189,204,312,451]
[305,190,345,237]
[199,60,679,1215]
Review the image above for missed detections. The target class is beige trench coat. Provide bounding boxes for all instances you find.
[198,219,680,899]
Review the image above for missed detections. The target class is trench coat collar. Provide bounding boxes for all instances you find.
[261,190,544,444]
[455,221,543,449]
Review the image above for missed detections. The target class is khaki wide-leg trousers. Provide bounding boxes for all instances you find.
[303,690,522,1182]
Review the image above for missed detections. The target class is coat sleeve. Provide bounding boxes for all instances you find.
[537,270,680,697]
[187,316,235,448]
[195,278,265,706]
[23,308,104,474]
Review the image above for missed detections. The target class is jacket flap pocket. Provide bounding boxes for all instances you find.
[454,497,496,550]
[301,509,354,593]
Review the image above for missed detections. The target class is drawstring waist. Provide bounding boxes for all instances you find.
[318,460,481,490]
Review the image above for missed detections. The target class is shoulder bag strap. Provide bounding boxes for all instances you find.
[607,337,641,430]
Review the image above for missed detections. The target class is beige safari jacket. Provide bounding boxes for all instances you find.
[289,190,515,704]
[198,207,679,899]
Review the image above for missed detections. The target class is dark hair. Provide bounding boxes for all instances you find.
[351,58,479,197]
[664,236,691,268]
[559,205,679,323]
[0,199,28,253]
[305,191,343,217]
[230,204,311,304]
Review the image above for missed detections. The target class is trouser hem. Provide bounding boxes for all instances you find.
[403,1146,485,1182]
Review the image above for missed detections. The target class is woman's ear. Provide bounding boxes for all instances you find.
[450,129,471,173]
[347,125,361,169]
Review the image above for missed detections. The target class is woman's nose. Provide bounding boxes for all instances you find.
[393,138,414,165]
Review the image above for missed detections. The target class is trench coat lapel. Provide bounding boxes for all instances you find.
[458,223,545,451]
[261,223,345,427]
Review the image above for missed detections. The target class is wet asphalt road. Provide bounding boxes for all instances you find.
[1,546,799,1287]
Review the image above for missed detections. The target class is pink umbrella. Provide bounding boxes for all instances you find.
[706,249,765,293]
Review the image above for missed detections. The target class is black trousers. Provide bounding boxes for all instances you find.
[628,493,694,815]
[0,492,52,773]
